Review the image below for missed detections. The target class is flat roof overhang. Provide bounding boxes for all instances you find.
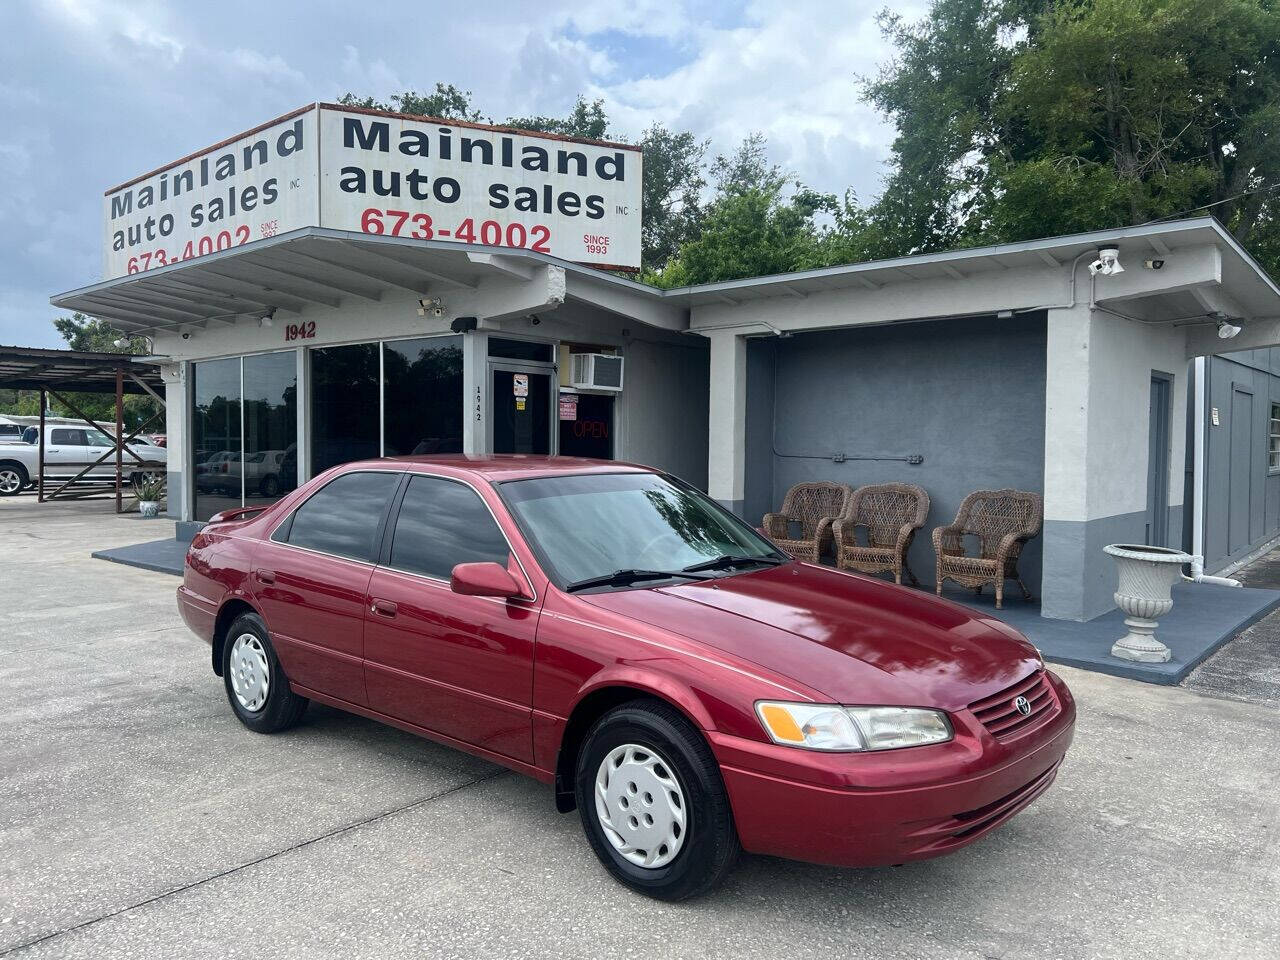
[671,217,1280,322]
[50,228,686,336]
[51,216,1280,340]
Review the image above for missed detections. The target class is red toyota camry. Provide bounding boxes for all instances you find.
[178,456,1075,900]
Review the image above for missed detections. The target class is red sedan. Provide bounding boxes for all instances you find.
[178,457,1075,900]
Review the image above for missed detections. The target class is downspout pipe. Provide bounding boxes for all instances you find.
[1187,356,1242,587]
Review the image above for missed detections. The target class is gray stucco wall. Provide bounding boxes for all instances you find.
[1202,349,1280,572]
[744,313,1048,592]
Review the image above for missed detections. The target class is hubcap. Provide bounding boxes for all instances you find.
[0,470,20,493]
[594,744,687,869]
[228,633,270,713]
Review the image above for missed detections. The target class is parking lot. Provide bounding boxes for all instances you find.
[1,496,1278,960]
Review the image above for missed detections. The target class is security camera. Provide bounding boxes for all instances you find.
[417,297,444,318]
[1088,247,1124,276]
[258,308,276,328]
[1144,258,1165,270]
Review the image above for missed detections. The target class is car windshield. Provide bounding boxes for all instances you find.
[500,472,783,590]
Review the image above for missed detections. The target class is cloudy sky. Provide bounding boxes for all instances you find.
[0,0,917,348]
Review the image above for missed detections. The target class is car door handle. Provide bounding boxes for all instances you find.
[254,569,276,584]
[370,598,398,617]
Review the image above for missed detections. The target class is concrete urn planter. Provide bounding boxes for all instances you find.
[139,501,161,518]
[1103,544,1194,663]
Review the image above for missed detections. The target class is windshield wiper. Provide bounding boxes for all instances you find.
[564,568,714,593]
[681,554,786,573]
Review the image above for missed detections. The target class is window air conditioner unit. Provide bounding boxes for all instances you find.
[569,353,624,392]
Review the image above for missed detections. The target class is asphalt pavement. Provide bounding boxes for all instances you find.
[2,496,1277,959]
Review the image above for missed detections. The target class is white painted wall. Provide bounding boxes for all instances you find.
[1043,305,1188,526]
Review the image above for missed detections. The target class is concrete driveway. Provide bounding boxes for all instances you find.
[2,497,1278,960]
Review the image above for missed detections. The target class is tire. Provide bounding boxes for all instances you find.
[0,462,28,496]
[221,611,308,733]
[260,474,280,498]
[574,700,739,901]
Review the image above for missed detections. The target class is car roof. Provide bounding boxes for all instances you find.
[351,454,657,482]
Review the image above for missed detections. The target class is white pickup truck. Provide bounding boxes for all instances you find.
[0,425,166,496]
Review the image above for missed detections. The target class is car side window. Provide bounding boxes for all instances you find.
[50,428,82,445]
[284,471,401,562]
[389,475,512,580]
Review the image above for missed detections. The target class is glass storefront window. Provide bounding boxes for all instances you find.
[383,336,463,456]
[191,352,296,522]
[192,357,242,522]
[243,352,298,509]
[311,343,379,475]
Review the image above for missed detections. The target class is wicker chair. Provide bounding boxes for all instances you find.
[932,489,1043,609]
[833,484,930,585]
[762,482,854,562]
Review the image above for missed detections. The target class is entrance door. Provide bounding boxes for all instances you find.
[491,367,553,454]
[1229,385,1255,554]
[1146,374,1171,546]
[558,393,614,459]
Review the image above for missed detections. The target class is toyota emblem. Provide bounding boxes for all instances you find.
[1013,695,1032,717]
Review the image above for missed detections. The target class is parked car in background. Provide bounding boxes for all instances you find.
[233,450,287,498]
[0,418,25,444]
[0,426,166,496]
[196,451,241,495]
[179,456,1076,900]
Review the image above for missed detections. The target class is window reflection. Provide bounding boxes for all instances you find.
[383,336,463,456]
[243,352,297,508]
[286,471,400,562]
[312,343,379,475]
[192,358,241,522]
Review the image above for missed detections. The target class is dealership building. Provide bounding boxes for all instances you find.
[50,104,1280,626]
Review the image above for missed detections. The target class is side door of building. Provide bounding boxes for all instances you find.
[363,473,540,763]
[251,469,404,706]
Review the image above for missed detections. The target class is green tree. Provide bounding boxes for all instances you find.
[637,124,708,270]
[647,135,837,286]
[337,84,483,121]
[990,0,1280,242]
[863,0,1280,276]
[505,96,610,139]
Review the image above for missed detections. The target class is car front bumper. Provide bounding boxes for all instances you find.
[709,670,1077,868]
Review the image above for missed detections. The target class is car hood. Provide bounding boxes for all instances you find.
[578,563,1040,710]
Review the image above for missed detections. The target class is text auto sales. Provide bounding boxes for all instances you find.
[108,116,629,255]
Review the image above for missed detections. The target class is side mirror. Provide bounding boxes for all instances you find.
[450,561,525,599]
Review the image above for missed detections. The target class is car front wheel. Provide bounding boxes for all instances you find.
[574,700,739,900]
[221,612,308,733]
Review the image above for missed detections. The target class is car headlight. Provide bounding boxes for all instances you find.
[755,701,952,752]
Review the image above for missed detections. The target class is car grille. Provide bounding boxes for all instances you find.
[968,669,1057,741]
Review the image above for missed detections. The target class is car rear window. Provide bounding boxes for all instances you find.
[282,471,400,562]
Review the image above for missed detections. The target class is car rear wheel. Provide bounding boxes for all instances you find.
[0,462,28,496]
[221,612,308,733]
[574,700,739,900]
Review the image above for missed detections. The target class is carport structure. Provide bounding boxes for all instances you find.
[0,345,165,511]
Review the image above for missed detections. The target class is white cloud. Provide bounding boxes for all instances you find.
[592,0,918,201]
[46,0,185,65]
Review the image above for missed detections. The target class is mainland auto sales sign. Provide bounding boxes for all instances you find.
[102,103,643,280]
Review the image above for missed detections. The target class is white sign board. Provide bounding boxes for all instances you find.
[102,103,643,281]
[318,106,641,269]
[103,108,318,281]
